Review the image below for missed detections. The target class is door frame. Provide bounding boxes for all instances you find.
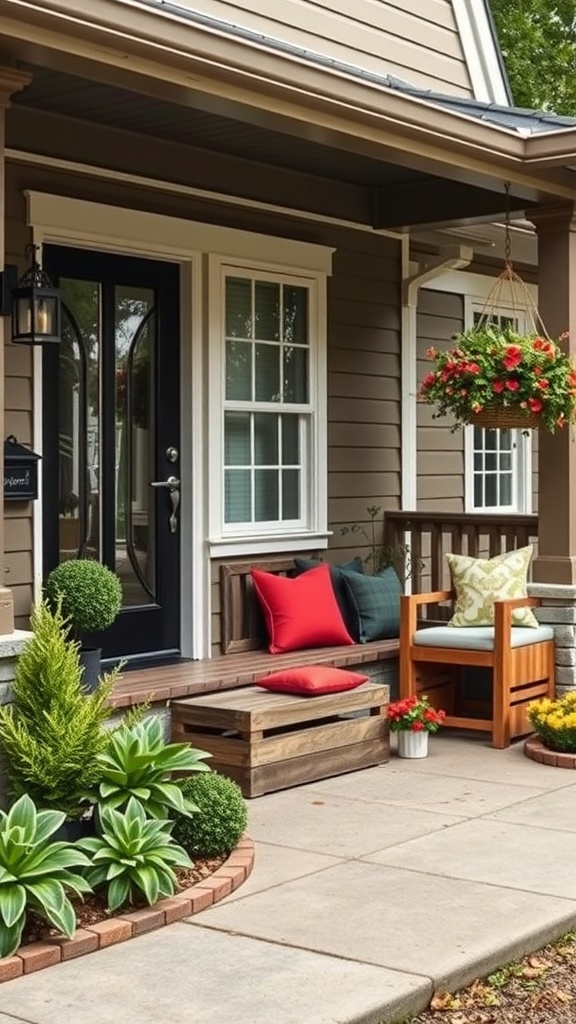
[27,192,206,658]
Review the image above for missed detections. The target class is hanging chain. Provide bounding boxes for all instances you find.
[475,180,549,338]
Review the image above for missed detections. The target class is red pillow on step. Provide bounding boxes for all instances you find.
[251,564,354,654]
[256,665,368,696]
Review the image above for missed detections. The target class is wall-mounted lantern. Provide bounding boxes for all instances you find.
[0,245,61,345]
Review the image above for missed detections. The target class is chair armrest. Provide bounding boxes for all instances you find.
[494,596,539,611]
[401,590,453,607]
[493,596,541,652]
[400,591,453,644]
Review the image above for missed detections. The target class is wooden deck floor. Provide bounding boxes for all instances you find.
[110,639,400,708]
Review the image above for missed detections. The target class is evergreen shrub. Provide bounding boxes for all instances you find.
[171,772,247,857]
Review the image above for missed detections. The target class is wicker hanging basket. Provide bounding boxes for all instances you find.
[466,404,540,430]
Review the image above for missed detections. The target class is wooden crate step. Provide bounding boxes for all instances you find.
[172,682,390,797]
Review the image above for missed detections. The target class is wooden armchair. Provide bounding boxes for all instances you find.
[399,591,555,749]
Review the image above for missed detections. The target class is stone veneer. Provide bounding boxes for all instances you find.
[528,583,576,695]
[0,630,33,808]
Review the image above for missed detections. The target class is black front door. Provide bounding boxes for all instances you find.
[42,247,181,662]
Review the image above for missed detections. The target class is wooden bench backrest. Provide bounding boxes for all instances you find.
[220,558,295,654]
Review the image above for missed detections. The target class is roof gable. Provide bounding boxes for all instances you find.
[125,0,509,101]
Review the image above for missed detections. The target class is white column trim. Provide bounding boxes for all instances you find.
[452,0,511,104]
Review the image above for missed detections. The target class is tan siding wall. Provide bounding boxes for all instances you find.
[4,157,401,638]
[327,240,400,565]
[416,288,465,512]
[169,0,473,95]
[5,194,34,626]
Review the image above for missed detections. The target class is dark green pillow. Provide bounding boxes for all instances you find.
[340,567,402,642]
[292,557,364,641]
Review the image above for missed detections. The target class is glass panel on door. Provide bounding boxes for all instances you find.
[58,278,100,561]
[115,286,156,606]
[44,247,181,662]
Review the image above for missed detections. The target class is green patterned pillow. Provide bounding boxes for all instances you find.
[446,546,538,628]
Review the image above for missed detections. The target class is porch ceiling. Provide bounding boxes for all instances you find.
[8,64,534,230]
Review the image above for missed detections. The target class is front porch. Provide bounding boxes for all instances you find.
[1,1,576,681]
[2,732,575,1020]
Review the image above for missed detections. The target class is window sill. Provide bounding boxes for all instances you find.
[207,533,331,559]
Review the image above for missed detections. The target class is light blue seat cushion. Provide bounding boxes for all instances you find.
[413,624,554,651]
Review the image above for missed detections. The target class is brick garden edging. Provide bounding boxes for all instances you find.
[0,836,255,982]
[524,735,576,769]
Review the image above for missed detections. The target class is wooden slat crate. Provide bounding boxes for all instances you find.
[171,682,390,797]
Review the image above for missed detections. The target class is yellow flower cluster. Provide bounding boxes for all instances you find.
[529,692,576,751]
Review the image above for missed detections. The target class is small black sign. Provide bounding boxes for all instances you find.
[4,436,41,501]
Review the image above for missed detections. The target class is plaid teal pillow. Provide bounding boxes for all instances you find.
[341,567,402,642]
[293,556,364,640]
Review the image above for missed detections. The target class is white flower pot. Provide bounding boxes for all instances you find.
[397,729,429,759]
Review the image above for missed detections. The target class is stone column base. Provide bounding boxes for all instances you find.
[528,583,576,695]
[0,588,14,636]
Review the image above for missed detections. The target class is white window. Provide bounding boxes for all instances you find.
[464,306,532,513]
[209,257,329,553]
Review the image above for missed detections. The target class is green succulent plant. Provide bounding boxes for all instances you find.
[84,715,211,818]
[0,794,92,958]
[172,772,247,857]
[79,796,192,911]
[44,558,122,636]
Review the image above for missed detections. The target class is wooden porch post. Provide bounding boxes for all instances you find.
[530,204,576,585]
[0,68,32,633]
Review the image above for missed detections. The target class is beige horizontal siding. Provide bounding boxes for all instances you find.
[416,287,465,512]
[327,231,401,569]
[5,211,35,627]
[170,0,472,95]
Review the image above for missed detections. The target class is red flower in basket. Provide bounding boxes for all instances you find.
[418,324,576,432]
[387,695,446,733]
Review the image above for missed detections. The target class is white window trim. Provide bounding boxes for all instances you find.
[207,254,330,557]
[462,294,533,515]
[25,191,333,657]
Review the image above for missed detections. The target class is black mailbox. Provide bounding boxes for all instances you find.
[4,435,41,501]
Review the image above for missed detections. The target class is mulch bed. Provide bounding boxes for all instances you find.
[22,855,227,945]
[409,931,576,1024]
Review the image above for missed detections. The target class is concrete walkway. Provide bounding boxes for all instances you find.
[2,732,576,1024]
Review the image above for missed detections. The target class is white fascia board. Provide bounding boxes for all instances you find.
[452,0,511,104]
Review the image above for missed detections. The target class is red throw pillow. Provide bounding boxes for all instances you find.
[256,665,369,696]
[251,564,354,654]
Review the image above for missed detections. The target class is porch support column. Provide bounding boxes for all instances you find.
[0,67,32,634]
[530,203,576,585]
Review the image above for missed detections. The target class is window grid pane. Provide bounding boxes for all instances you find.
[224,271,310,528]
[472,424,516,510]
[224,411,302,524]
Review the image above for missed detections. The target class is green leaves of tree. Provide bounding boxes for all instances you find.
[491,0,576,115]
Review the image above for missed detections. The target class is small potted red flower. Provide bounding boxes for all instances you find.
[419,324,576,432]
[387,695,445,758]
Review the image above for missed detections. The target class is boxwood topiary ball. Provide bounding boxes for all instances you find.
[172,772,248,857]
[44,559,122,634]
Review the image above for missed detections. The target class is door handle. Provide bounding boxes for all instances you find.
[150,476,180,533]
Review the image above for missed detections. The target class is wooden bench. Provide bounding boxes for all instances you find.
[111,557,400,709]
[172,681,390,797]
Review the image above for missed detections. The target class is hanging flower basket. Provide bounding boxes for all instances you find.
[467,404,540,431]
[419,324,576,433]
